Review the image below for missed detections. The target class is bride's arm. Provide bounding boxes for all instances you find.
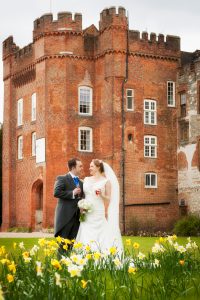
[100,180,111,219]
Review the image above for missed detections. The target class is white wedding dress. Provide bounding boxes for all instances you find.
[76,171,123,253]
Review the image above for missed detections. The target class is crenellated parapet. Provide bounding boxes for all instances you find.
[33,11,82,39]
[99,6,127,31]
[3,36,19,59]
[129,30,180,54]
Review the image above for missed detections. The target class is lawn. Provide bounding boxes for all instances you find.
[1,236,200,254]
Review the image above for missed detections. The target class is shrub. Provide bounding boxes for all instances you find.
[7,227,32,233]
[173,214,200,236]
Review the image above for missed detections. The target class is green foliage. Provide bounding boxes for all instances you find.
[7,227,32,233]
[174,214,200,236]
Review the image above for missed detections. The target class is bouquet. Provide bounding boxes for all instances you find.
[78,199,93,222]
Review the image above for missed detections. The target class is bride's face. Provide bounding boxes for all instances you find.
[89,161,99,176]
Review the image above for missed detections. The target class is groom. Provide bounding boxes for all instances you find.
[54,158,84,248]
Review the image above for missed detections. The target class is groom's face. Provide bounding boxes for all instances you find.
[73,160,83,177]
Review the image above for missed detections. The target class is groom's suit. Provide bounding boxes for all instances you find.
[54,173,84,239]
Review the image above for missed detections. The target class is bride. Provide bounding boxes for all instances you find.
[76,159,123,253]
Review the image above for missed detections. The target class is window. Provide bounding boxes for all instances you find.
[180,93,186,117]
[167,81,175,107]
[144,136,157,158]
[79,87,92,115]
[145,173,157,188]
[32,132,36,156]
[79,127,92,152]
[31,93,36,121]
[17,98,23,126]
[126,89,134,110]
[18,136,23,159]
[144,99,157,125]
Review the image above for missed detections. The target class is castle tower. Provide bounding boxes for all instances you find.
[2,7,182,232]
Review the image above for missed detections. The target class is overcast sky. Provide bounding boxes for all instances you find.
[0,0,200,122]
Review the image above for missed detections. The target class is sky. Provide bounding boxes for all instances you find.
[0,0,200,122]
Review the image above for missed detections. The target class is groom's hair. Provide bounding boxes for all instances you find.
[68,158,81,170]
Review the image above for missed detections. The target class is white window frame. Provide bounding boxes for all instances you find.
[32,132,36,156]
[78,86,93,116]
[78,127,93,152]
[145,173,157,188]
[144,136,157,158]
[17,98,23,126]
[18,136,23,159]
[126,89,134,111]
[167,81,175,107]
[31,93,36,121]
[144,99,157,125]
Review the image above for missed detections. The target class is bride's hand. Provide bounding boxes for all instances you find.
[105,211,108,220]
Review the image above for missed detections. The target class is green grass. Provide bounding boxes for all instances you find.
[0,236,200,255]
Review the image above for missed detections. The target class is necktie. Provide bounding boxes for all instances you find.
[73,176,79,186]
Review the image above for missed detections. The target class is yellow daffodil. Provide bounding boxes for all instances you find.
[51,259,62,270]
[81,280,88,289]
[93,252,101,260]
[13,242,17,249]
[126,239,131,246]
[56,236,63,244]
[8,261,17,274]
[128,266,137,274]
[85,245,91,252]
[73,242,83,249]
[38,238,46,247]
[179,260,185,266]
[109,247,117,255]
[86,253,92,260]
[0,258,10,265]
[133,242,140,249]
[7,274,14,283]
[22,251,30,259]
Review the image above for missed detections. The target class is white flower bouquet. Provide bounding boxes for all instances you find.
[78,199,93,222]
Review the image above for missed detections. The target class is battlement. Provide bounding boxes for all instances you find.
[99,6,127,31]
[129,30,180,51]
[14,43,33,59]
[3,36,19,59]
[33,11,82,38]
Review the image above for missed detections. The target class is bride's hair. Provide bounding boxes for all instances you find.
[93,159,104,173]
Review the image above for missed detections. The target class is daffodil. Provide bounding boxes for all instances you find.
[55,272,62,287]
[36,261,43,276]
[126,239,131,246]
[38,238,46,247]
[133,242,140,249]
[19,242,25,249]
[8,261,17,274]
[7,274,14,283]
[179,260,185,266]
[128,266,137,274]
[93,252,101,260]
[109,247,117,255]
[68,265,82,277]
[137,252,145,260]
[81,280,88,289]
[51,259,62,270]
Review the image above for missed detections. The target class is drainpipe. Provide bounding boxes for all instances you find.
[121,12,129,235]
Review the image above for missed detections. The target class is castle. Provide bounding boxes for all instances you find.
[2,7,200,232]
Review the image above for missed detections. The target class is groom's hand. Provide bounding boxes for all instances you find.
[73,187,81,196]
